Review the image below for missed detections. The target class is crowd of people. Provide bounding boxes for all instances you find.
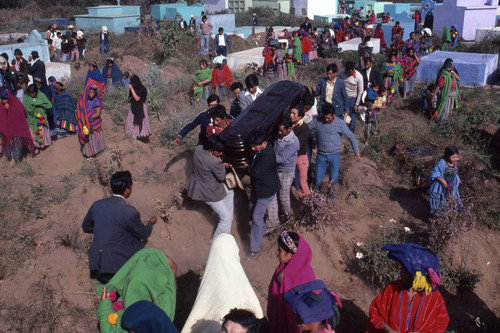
[0,6,467,332]
[83,172,451,332]
[0,48,149,161]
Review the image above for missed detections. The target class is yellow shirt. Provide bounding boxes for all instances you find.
[325,79,336,104]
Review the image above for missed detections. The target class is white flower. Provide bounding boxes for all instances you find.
[404,227,411,233]
[389,218,396,224]
[356,252,364,259]
[487,261,491,266]
[379,225,383,228]
[357,242,364,247]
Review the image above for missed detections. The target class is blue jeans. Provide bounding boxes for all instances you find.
[249,193,277,252]
[206,186,234,240]
[101,41,109,58]
[200,34,210,55]
[344,97,356,132]
[314,152,341,188]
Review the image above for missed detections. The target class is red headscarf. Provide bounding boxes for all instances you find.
[0,92,34,154]
[268,232,316,333]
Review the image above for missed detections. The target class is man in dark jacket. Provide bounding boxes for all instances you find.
[243,130,281,260]
[174,94,229,147]
[27,51,47,88]
[11,49,29,84]
[312,63,349,117]
[214,27,232,57]
[361,57,382,91]
[82,171,157,283]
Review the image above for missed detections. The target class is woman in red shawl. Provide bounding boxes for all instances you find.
[268,231,316,333]
[367,243,449,333]
[0,91,34,162]
[211,56,233,102]
[375,23,387,49]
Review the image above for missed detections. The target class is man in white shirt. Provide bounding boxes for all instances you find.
[214,27,232,57]
[339,61,364,132]
[52,32,62,62]
[239,74,263,111]
[359,7,365,18]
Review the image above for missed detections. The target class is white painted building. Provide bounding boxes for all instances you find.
[290,0,338,17]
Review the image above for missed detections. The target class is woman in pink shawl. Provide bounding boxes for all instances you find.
[268,231,316,333]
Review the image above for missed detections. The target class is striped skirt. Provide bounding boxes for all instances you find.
[435,89,456,121]
[81,130,106,157]
[30,126,52,149]
[125,103,152,139]
[214,86,231,102]
[403,76,416,95]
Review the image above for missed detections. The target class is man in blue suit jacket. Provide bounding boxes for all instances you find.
[82,171,157,283]
[214,27,231,57]
[312,63,349,117]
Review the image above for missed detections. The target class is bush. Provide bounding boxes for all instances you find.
[160,104,205,149]
[429,197,476,252]
[347,223,407,288]
[439,242,483,292]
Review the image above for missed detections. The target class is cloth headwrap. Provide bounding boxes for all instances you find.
[129,75,147,129]
[376,23,382,29]
[280,231,298,253]
[107,57,114,62]
[89,61,98,67]
[75,84,102,144]
[334,23,341,30]
[53,82,64,90]
[122,300,178,333]
[0,91,8,99]
[33,77,42,83]
[382,243,441,294]
[285,280,342,327]
[213,55,227,64]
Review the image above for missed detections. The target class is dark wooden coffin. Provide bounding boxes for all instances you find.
[220,80,304,170]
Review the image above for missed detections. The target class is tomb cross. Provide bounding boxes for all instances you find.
[117,0,121,5]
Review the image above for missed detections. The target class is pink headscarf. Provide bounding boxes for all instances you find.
[267,233,316,333]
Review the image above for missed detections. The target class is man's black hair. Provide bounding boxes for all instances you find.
[231,82,244,91]
[345,61,355,73]
[326,63,338,73]
[207,94,220,105]
[278,117,292,129]
[110,171,133,195]
[205,135,225,152]
[245,74,259,89]
[322,103,335,116]
[246,130,267,146]
[210,104,227,119]
[222,308,261,333]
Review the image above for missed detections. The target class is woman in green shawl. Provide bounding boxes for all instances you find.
[96,248,177,333]
[23,84,52,152]
[432,58,460,121]
[441,26,452,51]
[292,31,302,64]
[380,52,403,104]
[192,59,212,103]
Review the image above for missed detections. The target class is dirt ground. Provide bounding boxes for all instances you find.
[0,35,499,332]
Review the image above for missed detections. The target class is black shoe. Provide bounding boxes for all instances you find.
[246,251,260,261]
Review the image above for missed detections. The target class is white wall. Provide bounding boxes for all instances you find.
[307,0,337,17]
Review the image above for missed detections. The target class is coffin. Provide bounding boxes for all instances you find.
[220,80,304,171]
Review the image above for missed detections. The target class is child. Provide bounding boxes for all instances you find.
[122,71,130,87]
[365,86,387,141]
[266,62,275,79]
[428,146,461,214]
[421,83,437,117]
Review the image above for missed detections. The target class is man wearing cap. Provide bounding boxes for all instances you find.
[100,26,109,59]
[65,24,75,41]
[214,27,231,57]
[189,14,196,32]
[27,51,47,88]
[252,13,258,35]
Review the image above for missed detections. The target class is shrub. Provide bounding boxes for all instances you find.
[348,224,405,288]
[160,104,205,149]
[287,180,345,231]
[439,242,483,292]
[429,197,476,252]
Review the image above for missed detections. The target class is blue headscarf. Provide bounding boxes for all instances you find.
[122,300,178,333]
[285,280,341,327]
[382,243,441,294]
